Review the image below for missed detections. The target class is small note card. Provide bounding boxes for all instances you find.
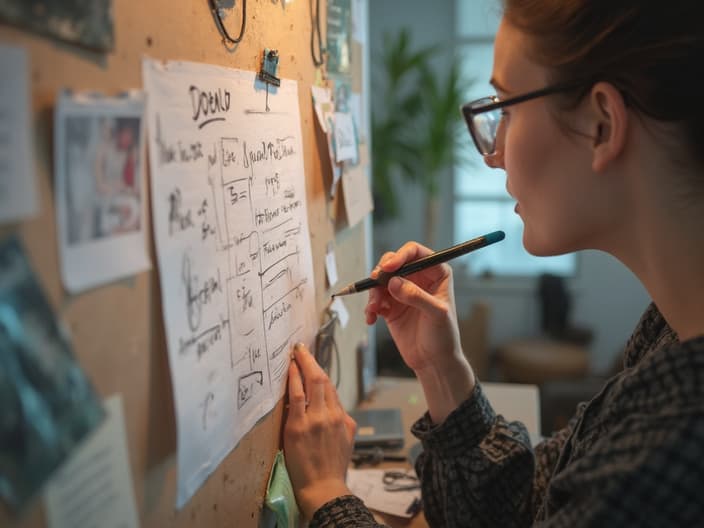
[325,243,339,287]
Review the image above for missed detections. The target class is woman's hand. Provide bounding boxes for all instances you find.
[283,343,357,519]
[365,241,475,423]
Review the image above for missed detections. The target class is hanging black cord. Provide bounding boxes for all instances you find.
[310,0,324,66]
[315,310,341,387]
[209,0,247,44]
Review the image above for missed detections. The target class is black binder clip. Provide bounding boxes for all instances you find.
[259,49,281,86]
[258,48,280,112]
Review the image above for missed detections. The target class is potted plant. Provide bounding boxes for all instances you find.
[372,28,470,246]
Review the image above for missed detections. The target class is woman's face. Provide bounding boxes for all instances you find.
[486,18,618,256]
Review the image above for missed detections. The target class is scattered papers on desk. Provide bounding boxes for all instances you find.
[54,91,150,293]
[346,468,421,518]
[0,44,38,224]
[144,58,317,508]
[44,395,139,528]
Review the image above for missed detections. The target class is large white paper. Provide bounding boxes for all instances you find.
[143,58,317,508]
[0,44,38,224]
[44,395,139,528]
[54,91,151,293]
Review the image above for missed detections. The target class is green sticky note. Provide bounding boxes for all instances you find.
[265,450,299,528]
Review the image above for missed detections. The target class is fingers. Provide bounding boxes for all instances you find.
[287,359,307,419]
[292,343,333,414]
[379,242,435,272]
[387,275,447,317]
[366,241,447,324]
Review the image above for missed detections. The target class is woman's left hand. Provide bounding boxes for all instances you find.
[283,343,357,519]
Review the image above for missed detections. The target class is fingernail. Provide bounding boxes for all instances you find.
[388,276,403,291]
[294,342,306,353]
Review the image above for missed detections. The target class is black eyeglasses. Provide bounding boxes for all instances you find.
[462,80,589,156]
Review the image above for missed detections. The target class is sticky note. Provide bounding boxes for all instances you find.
[325,244,339,287]
[330,296,350,329]
[264,450,299,528]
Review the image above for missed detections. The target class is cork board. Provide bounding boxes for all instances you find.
[0,0,370,526]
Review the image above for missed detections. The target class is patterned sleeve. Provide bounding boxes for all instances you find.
[309,495,387,528]
[411,382,576,527]
[309,383,579,527]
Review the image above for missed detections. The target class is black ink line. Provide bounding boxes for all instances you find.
[263,217,293,234]
[263,267,290,290]
[244,110,287,115]
[199,117,226,129]
[258,249,300,277]
[179,323,222,355]
[263,279,307,313]
[222,176,249,187]
[202,392,214,430]
[270,325,303,360]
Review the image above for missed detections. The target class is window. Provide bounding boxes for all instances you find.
[453,7,576,277]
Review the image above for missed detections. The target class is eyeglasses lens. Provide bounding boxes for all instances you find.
[473,107,501,156]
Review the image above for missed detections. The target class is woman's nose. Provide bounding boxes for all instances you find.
[484,150,504,169]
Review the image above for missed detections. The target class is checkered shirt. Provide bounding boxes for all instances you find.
[310,303,704,527]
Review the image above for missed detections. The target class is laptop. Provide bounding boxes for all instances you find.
[349,408,405,449]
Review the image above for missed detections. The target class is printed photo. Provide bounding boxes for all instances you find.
[55,92,150,293]
[65,115,142,245]
[0,236,104,511]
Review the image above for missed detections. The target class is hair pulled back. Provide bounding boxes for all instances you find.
[502,0,704,163]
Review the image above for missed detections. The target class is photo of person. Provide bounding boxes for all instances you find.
[65,115,142,245]
[55,92,150,294]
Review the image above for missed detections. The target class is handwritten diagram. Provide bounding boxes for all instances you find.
[144,59,317,508]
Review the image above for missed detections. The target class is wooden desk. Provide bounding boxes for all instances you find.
[354,377,541,527]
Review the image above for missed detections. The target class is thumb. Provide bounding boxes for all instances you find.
[387,276,447,317]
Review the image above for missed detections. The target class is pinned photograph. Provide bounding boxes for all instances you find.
[0,235,104,512]
[55,92,150,293]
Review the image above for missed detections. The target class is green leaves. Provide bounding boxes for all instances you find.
[372,28,469,221]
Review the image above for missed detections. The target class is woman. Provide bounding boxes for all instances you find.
[284,1,704,526]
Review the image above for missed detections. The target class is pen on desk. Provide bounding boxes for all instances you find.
[331,230,506,297]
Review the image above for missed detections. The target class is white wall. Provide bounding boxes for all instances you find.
[369,0,651,373]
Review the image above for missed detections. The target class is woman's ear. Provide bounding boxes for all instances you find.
[589,82,628,173]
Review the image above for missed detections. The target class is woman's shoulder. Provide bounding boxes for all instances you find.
[623,302,678,367]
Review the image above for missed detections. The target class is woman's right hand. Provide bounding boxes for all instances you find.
[365,241,475,422]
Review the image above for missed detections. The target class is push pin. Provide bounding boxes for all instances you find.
[258,48,281,111]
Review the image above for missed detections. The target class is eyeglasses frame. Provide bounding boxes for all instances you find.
[462,79,591,156]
